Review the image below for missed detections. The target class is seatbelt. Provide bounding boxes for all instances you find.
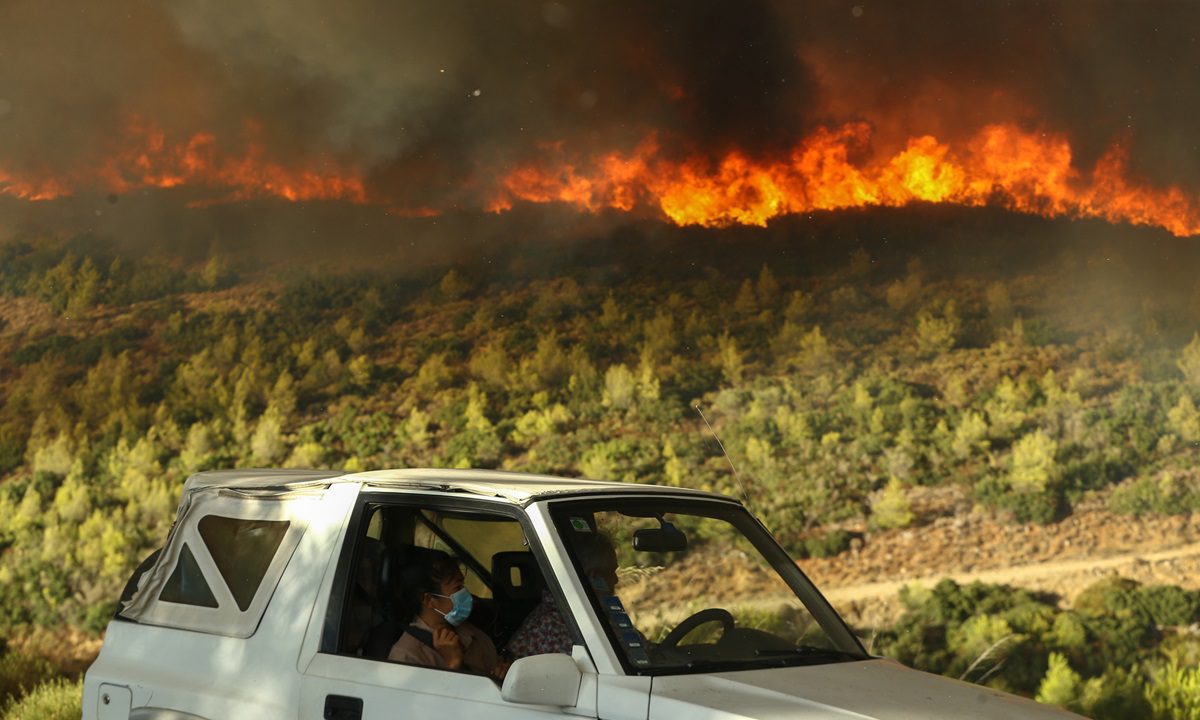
[404,625,435,649]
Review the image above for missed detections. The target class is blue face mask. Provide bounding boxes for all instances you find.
[589,574,612,594]
[433,588,474,626]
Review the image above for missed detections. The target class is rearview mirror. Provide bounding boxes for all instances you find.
[633,524,687,553]
[501,653,582,707]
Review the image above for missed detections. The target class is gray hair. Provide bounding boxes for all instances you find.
[571,530,616,572]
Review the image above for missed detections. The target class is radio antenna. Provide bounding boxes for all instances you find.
[693,403,751,506]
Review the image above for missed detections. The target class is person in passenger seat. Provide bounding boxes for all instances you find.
[506,531,618,659]
[388,549,509,680]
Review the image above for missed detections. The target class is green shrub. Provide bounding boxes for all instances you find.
[948,613,1020,683]
[0,424,23,476]
[81,600,119,636]
[799,529,857,559]
[0,651,58,708]
[1108,471,1200,517]
[878,580,1046,687]
[922,580,1033,625]
[1139,585,1200,626]
[1145,662,1200,720]
[870,477,915,530]
[1073,576,1146,618]
[1,678,81,720]
[1179,333,1200,388]
[1035,652,1080,708]
[975,471,1063,524]
[914,301,959,357]
[1074,665,1153,720]
[1072,577,1159,674]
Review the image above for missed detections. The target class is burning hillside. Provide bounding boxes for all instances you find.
[487,124,1200,236]
[1,1,1198,244]
[0,119,367,206]
[6,118,1198,238]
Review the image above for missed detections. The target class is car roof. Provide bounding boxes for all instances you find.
[182,467,733,504]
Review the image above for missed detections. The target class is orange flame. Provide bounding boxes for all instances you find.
[5,117,1195,236]
[489,123,1200,237]
[0,169,68,201]
[387,205,442,218]
[1,118,367,206]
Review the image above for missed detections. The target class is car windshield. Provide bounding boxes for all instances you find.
[550,498,866,674]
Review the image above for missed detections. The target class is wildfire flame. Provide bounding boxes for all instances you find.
[0,170,68,202]
[0,118,368,207]
[488,123,1200,237]
[5,116,1197,237]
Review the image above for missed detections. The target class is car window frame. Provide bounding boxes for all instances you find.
[413,507,516,597]
[319,490,587,663]
[546,495,868,677]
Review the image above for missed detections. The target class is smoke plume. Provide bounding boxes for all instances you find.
[0,0,1197,239]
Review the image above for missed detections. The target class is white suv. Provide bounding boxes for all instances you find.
[83,468,1083,719]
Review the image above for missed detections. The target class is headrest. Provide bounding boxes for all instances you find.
[354,537,385,587]
[491,551,543,600]
[380,544,431,593]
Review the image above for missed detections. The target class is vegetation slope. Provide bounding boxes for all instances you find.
[0,216,1198,717]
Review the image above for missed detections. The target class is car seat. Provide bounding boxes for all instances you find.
[490,551,545,646]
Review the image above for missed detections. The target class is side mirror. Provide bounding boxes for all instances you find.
[500,653,582,707]
[633,524,687,553]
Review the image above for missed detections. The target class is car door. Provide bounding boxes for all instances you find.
[296,491,596,720]
[299,653,575,720]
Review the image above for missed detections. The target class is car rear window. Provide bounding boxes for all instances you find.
[122,491,313,638]
[159,543,219,608]
[198,516,291,611]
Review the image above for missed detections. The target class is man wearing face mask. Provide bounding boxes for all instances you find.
[388,549,508,680]
[507,531,619,659]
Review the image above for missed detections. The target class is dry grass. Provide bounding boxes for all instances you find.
[0,678,81,720]
[0,296,53,335]
[0,650,58,709]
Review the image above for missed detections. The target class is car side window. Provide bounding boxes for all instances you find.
[414,511,528,598]
[336,500,572,671]
[121,494,311,638]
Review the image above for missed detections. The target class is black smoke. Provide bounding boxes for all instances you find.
[0,0,1197,230]
[784,1,1200,188]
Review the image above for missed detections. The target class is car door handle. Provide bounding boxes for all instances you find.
[324,694,363,720]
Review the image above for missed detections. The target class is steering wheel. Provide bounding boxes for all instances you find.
[659,608,736,648]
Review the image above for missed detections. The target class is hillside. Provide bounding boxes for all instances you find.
[0,224,1199,717]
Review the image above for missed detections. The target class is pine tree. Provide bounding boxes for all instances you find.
[871,477,915,530]
[1179,333,1200,387]
[1036,653,1081,709]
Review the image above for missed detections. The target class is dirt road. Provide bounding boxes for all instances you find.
[823,541,1200,627]
[622,488,1200,629]
[800,488,1200,626]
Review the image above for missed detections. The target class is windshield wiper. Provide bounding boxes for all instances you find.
[754,646,861,663]
[683,657,790,672]
[682,649,857,672]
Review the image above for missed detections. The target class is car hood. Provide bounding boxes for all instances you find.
[649,658,1085,720]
